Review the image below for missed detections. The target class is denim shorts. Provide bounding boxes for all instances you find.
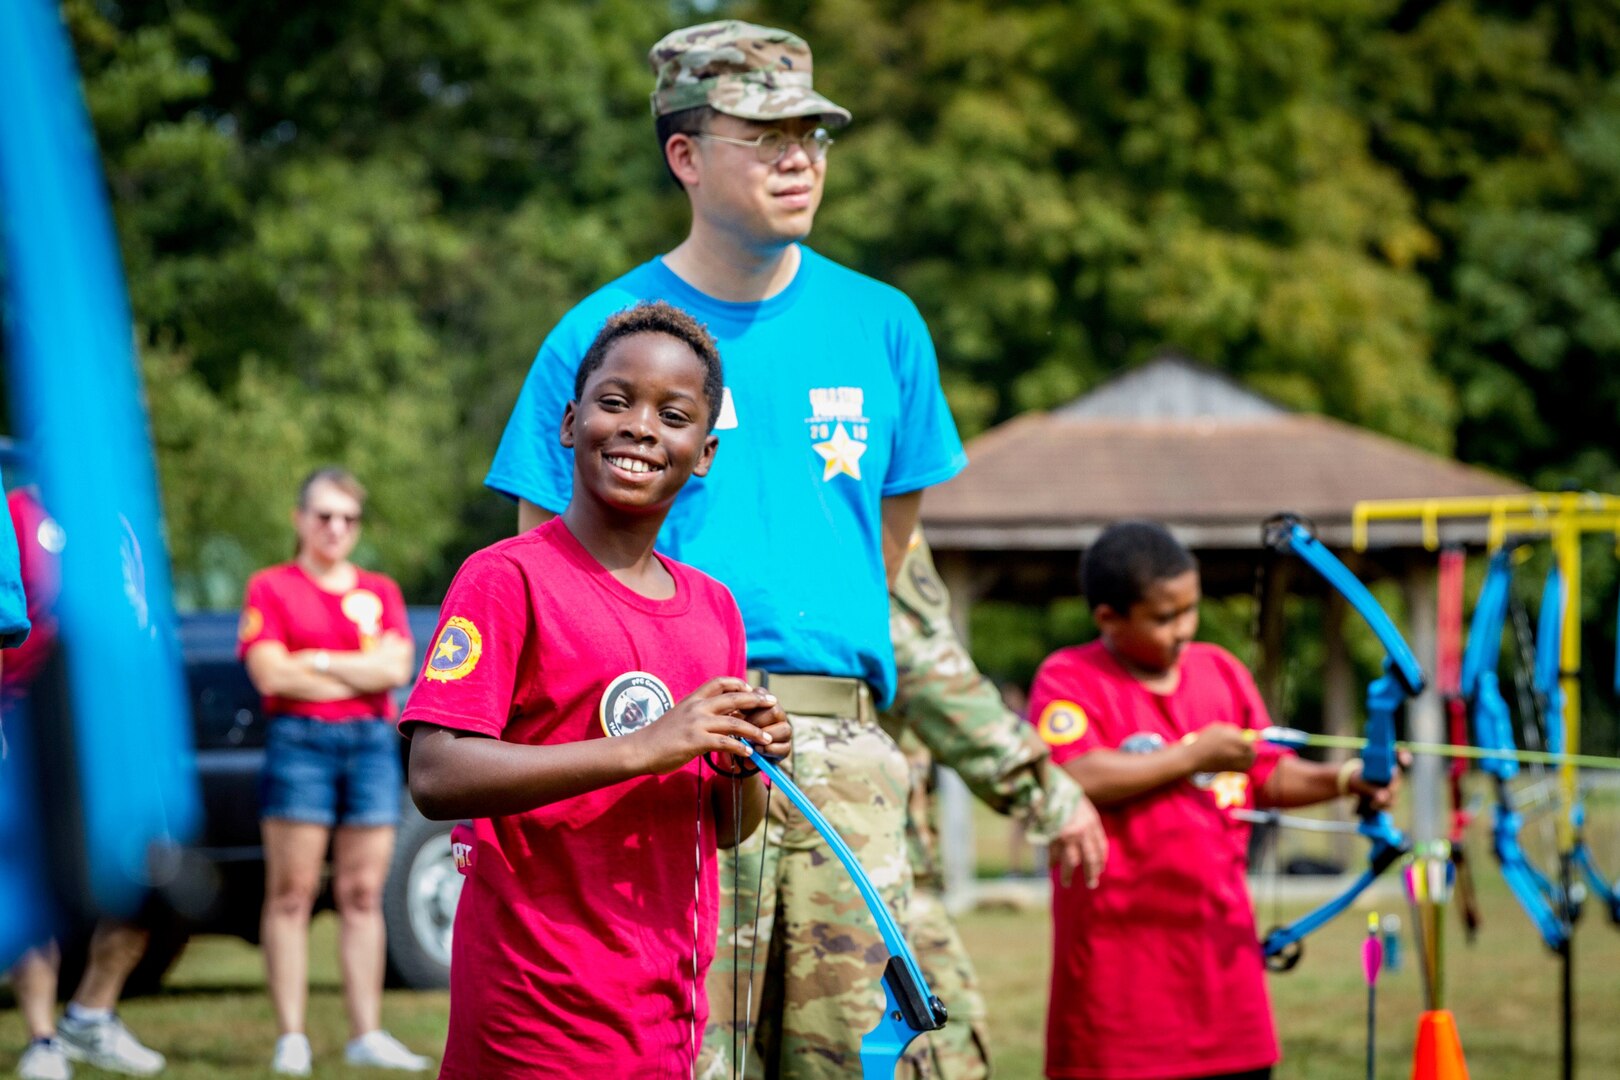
[260,715,403,828]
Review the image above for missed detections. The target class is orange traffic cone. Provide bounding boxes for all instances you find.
[1411,1009,1469,1080]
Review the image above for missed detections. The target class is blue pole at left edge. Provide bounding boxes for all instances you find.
[0,0,200,962]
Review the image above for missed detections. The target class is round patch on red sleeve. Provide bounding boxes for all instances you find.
[238,606,263,643]
[1037,699,1089,746]
[424,617,482,681]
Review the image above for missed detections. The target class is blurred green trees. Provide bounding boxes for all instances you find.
[37,0,1620,605]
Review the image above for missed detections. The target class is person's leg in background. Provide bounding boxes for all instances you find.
[12,943,70,1080]
[54,922,165,1076]
[329,718,425,1072]
[261,818,329,1076]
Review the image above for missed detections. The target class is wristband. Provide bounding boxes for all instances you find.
[1336,757,1363,797]
[313,649,331,673]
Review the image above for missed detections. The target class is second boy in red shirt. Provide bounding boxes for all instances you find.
[1031,521,1400,1080]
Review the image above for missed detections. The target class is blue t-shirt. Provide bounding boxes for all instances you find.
[486,247,966,705]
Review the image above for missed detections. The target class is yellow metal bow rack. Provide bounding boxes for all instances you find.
[1353,491,1620,1080]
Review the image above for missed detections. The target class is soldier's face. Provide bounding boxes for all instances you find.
[688,114,827,247]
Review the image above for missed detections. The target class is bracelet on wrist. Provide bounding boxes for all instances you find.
[313,649,331,673]
[1336,757,1363,797]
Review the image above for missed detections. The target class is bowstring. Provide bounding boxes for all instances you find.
[709,749,772,1080]
[1508,590,1566,913]
[692,759,705,1076]
[1250,537,1286,938]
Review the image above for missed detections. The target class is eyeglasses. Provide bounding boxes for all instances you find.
[694,127,834,165]
[312,511,361,528]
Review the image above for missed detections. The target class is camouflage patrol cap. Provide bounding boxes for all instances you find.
[648,20,851,128]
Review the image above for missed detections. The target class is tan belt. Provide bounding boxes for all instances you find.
[746,669,872,721]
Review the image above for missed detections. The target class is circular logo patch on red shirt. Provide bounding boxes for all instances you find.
[1037,699,1089,746]
[238,606,263,643]
[600,671,674,738]
[424,617,482,682]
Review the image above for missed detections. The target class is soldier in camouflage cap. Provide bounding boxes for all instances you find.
[648,20,851,126]
[490,16,970,1079]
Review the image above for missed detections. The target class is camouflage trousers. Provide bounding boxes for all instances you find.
[699,711,935,1080]
[906,887,991,1080]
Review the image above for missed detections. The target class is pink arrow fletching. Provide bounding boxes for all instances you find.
[1363,913,1383,985]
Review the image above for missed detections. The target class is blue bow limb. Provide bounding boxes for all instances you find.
[1460,549,1575,951]
[1256,517,1421,971]
[745,753,947,1078]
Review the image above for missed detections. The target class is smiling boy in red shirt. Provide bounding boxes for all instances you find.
[401,301,791,1079]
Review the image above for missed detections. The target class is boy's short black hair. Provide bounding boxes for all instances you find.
[655,105,716,188]
[574,300,725,430]
[1082,520,1199,614]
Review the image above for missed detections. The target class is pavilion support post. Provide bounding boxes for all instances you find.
[931,547,979,913]
[1256,558,1292,722]
[1402,558,1442,844]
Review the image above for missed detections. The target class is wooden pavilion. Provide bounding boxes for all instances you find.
[919,356,1526,897]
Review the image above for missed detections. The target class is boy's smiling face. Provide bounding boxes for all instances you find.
[1097,569,1201,676]
[561,331,718,514]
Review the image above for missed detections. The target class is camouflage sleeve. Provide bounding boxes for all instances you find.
[882,536,1084,844]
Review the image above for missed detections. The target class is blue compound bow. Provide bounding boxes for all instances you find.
[1539,568,1620,927]
[731,754,947,1079]
[1459,550,1573,951]
[1257,515,1422,972]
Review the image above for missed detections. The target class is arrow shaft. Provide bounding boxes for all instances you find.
[1260,727,1620,771]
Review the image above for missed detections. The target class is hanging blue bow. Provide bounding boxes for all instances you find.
[1459,549,1574,951]
[1257,515,1422,971]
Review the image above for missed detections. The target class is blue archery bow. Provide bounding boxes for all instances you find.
[1458,550,1573,951]
[1537,567,1620,926]
[1258,515,1421,971]
[747,755,947,1078]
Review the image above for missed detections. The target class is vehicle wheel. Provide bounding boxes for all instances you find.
[54,912,190,1001]
[383,799,462,989]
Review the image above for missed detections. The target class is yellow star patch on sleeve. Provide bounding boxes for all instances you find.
[424,617,482,682]
[1037,700,1089,746]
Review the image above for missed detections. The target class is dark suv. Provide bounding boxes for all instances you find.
[97,607,460,994]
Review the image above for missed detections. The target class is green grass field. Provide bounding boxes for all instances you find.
[6,802,1620,1078]
[5,871,1617,1078]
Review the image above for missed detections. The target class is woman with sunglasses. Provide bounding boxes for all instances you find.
[238,467,428,1075]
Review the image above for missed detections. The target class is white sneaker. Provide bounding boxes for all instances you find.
[344,1030,430,1072]
[55,1015,163,1076]
[270,1033,311,1077]
[16,1039,73,1080]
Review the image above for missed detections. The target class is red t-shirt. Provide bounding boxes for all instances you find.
[237,563,410,721]
[1029,641,1290,1080]
[399,518,746,1079]
[2,488,60,700]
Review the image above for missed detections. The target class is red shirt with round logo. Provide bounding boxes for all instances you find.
[1029,640,1290,1079]
[237,562,410,721]
[399,517,747,1079]
[3,488,61,701]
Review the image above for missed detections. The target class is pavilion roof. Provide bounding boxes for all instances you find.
[922,358,1527,550]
